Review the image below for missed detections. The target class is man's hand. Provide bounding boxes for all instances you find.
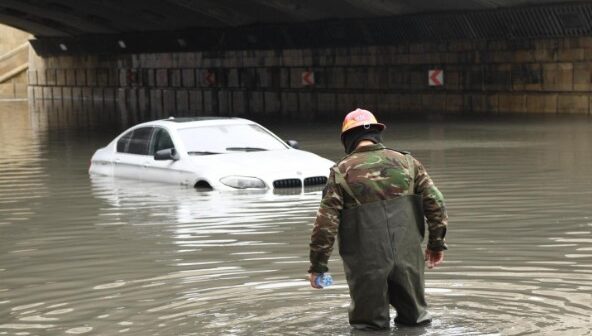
[425,249,444,269]
[308,273,322,289]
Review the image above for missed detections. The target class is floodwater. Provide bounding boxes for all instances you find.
[1,101,591,336]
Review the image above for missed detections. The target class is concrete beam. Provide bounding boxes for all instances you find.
[0,0,115,34]
[3,0,592,41]
[0,12,70,36]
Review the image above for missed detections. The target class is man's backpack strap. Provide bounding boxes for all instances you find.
[331,166,362,206]
[405,154,415,195]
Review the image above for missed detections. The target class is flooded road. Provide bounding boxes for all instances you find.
[1,101,591,335]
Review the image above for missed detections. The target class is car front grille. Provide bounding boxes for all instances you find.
[304,176,328,186]
[273,176,328,189]
[273,179,302,188]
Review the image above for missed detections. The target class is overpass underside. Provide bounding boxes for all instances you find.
[21,2,592,128]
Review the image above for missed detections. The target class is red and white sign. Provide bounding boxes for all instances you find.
[428,69,444,86]
[204,69,216,86]
[301,70,315,86]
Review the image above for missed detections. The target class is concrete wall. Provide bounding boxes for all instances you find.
[0,25,30,54]
[0,24,31,99]
[28,36,592,127]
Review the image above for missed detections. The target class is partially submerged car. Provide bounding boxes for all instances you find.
[89,117,334,191]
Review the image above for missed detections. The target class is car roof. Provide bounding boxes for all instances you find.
[164,117,235,123]
[131,116,256,130]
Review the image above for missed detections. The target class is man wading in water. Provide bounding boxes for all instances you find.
[308,109,449,330]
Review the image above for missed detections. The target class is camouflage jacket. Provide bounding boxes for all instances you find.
[308,143,448,273]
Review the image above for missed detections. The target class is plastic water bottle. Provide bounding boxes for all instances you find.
[315,273,333,288]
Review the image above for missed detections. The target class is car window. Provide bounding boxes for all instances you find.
[178,124,287,154]
[126,127,154,155]
[117,130,133,153]
[151,128,175,154]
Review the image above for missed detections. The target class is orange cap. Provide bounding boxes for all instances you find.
[341,108,385,134]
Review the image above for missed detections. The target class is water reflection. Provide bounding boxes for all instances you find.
[0,102,48,229]
[1,102,592,335]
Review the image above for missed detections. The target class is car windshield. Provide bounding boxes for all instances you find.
[179,124,288,155]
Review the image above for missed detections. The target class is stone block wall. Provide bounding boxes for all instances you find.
[28,36,592,126]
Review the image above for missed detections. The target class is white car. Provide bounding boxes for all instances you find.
[89,117,334,191]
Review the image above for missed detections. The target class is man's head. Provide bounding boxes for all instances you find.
[340,109,386,154]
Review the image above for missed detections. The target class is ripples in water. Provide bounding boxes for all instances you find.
[1,103,592,335]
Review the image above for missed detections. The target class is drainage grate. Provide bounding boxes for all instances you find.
[273,179,302,188]
[304,176,328,186]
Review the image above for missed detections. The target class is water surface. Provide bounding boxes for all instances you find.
[1,102,591,335]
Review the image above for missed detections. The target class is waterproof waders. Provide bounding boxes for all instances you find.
[334,158,431,329]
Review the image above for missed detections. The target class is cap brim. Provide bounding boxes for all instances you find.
[341,123,386,137]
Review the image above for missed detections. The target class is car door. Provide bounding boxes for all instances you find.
[144,127,188,184]
[113,126,155,180]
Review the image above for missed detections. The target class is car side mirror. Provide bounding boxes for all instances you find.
[286,140,300,149]
[154,148,180,161]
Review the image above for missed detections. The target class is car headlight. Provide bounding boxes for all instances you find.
[219,176,267,189]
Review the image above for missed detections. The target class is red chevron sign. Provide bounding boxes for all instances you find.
[301,70,315,86]
[204,70,216,86]
[429,69,444,86]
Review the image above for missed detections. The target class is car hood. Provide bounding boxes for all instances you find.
[187,149,333,178]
